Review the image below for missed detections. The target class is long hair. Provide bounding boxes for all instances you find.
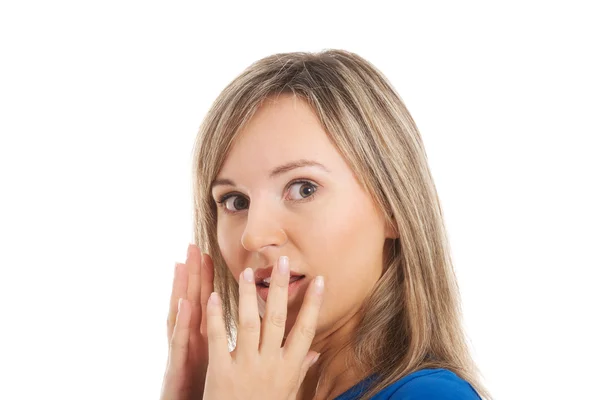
[191,49,491,399]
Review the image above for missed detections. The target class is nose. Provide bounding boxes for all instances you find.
[241,201,288,252]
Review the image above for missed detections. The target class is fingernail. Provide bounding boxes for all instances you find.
[208,292,220,306]
[278,256,289,274]
[243,267,253,283]
[315,276,324,295]
[310,353,321,367]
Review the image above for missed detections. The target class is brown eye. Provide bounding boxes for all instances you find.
[288,181,318,200]
[224,195,249,212]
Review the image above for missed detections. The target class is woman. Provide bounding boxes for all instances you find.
[160,49,491,399]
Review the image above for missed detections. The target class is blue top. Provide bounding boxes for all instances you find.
[334,368,481,399]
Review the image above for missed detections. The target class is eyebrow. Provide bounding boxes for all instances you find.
[211,159,330,189]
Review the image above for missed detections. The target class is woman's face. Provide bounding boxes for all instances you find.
[211,94,394,337]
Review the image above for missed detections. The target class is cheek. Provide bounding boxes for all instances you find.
[217,220,244,275]
[307,196,383,275]
[302,196,385,321]
[321,217,383,287]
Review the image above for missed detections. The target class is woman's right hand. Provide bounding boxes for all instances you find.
[160,244,214,400]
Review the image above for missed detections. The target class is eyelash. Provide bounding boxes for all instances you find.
[215,179,320,215]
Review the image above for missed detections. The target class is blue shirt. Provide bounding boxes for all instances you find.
[334,368,482,399]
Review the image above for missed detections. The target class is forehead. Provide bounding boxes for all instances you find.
[217,94,339,177]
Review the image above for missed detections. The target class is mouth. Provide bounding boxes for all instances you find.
[256,274,306,288]
[255,274,308,303]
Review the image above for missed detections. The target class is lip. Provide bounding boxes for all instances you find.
[254,266,304,284]
[255,274,308,303]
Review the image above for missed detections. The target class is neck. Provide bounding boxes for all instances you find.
[294,310,369,400]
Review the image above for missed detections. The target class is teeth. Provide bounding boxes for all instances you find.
[262,277,271,284]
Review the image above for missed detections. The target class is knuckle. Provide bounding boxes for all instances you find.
[239,318,261,333]
[268,312,287,328]
[169,334,186,351]
[275,277,288,288]
[298,324,316,340]
[213,332,229,342]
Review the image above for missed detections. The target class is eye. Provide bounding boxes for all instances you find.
[287,181,318,200]
[215,180,319,215]
[217,194,249,213]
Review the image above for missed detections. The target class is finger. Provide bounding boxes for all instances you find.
[168,298,192,370]
[186,243,203,332]
[283,276,324,361]
[199,253,214,337]
[259,256,290,354]
[297,351,320,387]
[206,292,231,366]
[236,268,261,360]
[167,262,188,340]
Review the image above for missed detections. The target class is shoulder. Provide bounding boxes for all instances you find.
[375,368,482,400]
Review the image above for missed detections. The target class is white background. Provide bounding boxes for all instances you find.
[1,1,598,399]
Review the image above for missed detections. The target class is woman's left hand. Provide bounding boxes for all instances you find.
[202,255,324,400]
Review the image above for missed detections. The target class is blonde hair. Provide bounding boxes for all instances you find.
[191,49,491,399]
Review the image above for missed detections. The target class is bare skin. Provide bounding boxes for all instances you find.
[160,245,213,400]
[160,94,395,399]
[160,247,323,400]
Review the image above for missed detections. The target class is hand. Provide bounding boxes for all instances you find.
[202,256,324,400]
[160,244,214,400]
